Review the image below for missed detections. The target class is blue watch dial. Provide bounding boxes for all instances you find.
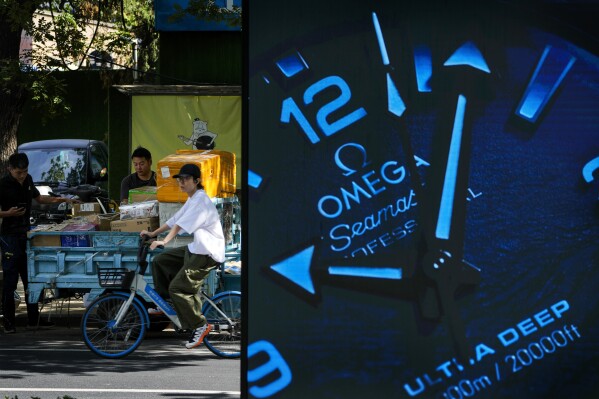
[247,1,599,398]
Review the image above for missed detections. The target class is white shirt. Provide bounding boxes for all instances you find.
[166,190,225,263]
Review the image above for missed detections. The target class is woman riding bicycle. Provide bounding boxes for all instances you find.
[140,163,225,349]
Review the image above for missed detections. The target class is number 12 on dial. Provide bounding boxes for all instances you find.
[280,75,367,143]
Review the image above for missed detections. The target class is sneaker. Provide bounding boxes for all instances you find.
[185,324,212,349]
[3,325,16,334]
[147,307,164,315]
[26,320,55,330]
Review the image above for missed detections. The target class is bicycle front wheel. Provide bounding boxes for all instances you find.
[202,291,241,358]
[81,294,147,358]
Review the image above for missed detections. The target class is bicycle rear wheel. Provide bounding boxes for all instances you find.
[81,294,147,358]
[202,291,241,358]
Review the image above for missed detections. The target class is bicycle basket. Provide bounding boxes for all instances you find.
[97,268,135,288]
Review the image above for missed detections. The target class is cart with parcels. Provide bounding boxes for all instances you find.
[26,197,241,316]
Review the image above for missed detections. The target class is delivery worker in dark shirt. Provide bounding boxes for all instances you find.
[0,153,78,333]
[119,146,157,205]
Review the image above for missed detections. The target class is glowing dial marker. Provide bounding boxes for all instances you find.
[248,170,264,189]
[270,246,316,294]
[515,45,575,123]
[275,52,310,78]
[414,45,433,93]
[444,41,491,73]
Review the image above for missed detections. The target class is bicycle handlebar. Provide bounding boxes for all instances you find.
[138,235,151,275]
[138,234,164,275]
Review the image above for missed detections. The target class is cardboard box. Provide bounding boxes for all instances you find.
[110,217,159,232]
[97,214,119,231]
[72,203,102,216]
[60,223,97,247]
[128,186,158,203]
[28,222,70,247]
[29,234,61,247]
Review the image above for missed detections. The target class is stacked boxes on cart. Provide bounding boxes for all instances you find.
[114,149,236,231]
[28,150,237,246]
[29,220,96,247]
[29,203,106,247]
[112,200,160,232]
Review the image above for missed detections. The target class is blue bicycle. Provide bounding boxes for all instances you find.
[80,237,241,358]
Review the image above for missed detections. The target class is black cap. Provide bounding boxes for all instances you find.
[173,163,201,179]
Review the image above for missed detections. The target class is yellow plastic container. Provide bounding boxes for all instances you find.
[175,150,236,197]
[156,150,236,202]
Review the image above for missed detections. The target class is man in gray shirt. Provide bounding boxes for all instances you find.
[120,146,157,204]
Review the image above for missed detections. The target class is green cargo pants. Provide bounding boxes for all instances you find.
[151,246,218,330]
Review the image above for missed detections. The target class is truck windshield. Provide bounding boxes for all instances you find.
[24,148,87,186]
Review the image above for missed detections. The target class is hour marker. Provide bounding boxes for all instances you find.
[248,169,264,189]
[444,41,490,73]
[275,52,309,78]
[414,45,432,92]
[270,246,315,294]
[372,12,390,65]
[515,45,576,123]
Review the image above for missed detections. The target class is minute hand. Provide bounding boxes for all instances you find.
[423,90,481,360]
[436,94,467,241]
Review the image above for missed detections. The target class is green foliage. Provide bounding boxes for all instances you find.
[53,12,87,61]
[0,0,158,130]
[0,0,41,32]
[97,0,159,77]
[29,73,71,124]
[169,0,242,28]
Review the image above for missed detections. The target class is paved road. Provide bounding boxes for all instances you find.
[0,298,241,399]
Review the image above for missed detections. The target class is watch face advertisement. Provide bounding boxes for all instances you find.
[246,1,599,398]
